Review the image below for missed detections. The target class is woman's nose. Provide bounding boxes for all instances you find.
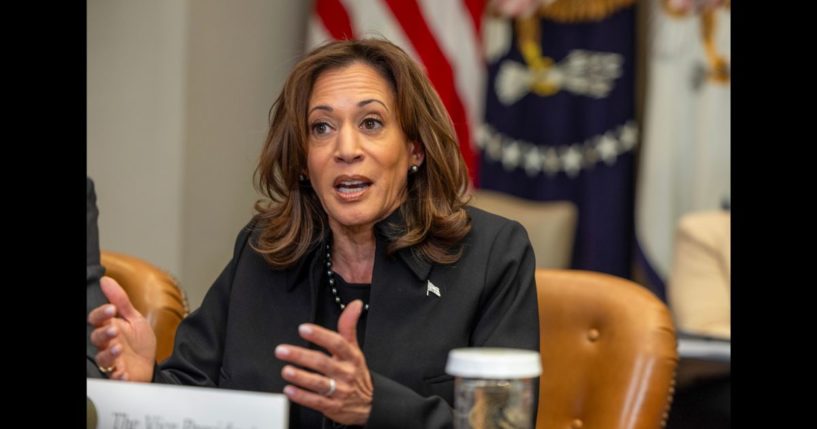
[334,124,364,163]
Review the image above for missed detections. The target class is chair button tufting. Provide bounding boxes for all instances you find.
[571,418,584,428]
[587,329,600,341]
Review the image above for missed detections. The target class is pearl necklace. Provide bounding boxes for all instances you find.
[325,242,370,312]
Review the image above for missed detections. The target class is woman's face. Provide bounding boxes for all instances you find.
[306,62,424,233]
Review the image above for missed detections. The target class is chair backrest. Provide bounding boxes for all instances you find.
[667,210,731,339]
[535,269,678,429]
[100,250,188,362]
[469,190,577,268]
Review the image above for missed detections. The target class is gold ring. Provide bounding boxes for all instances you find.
[98,365,115,374]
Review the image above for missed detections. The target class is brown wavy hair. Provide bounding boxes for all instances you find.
[253,38,471,268]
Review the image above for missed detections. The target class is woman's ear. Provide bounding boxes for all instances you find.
[410,141,425,167]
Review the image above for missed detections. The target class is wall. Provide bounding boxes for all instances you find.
[87,0,310,309]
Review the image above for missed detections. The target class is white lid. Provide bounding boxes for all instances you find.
[446,348,541,379]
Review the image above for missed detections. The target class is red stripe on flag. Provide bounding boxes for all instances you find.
[316,0,355,40]
[463,0,484,36]
[383,0,479,183]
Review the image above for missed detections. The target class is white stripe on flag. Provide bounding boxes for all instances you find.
[418,0,485,145]
[307,14,333,49]
[306,1,420,76]
[338,0,421,61]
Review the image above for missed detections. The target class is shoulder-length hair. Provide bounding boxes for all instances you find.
[253,38,471,268]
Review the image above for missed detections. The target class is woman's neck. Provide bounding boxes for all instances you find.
[329,225,376,284]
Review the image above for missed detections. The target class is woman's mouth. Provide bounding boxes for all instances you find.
[333,176,372,201]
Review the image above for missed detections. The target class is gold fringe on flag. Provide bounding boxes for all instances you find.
[516,15,561,95]
[701,8,730,83]
[538,0,637,23]
[662,0,731,18]
[659,0,731,84]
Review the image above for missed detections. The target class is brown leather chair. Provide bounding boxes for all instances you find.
[100,250,188,362]
[535,269,678,429]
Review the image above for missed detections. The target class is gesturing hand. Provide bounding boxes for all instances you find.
[88,276,157,382]
[275,300,373,426]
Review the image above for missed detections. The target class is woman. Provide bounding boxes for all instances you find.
[90,38,539,428]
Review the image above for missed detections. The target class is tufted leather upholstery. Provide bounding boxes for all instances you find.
[100,250,188,363]
[535,269,678,429]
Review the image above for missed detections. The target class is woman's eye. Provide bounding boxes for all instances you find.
[361,118,382,130]
[311,122,330,135]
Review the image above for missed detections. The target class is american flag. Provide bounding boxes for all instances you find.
[307,0,486,183]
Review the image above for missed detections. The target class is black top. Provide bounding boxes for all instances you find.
[318,272,370,348]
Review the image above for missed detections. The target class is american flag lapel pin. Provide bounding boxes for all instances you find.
[426,280,441,297]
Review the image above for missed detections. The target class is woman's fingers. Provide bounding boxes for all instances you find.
[281,365,345,397]
[110,367,127,380]
[94,342,121,372]
[296,323,360,363]
[90,324,118,348]
[282,384,339,414]
[336,300,363,347]
[275,344,349,378]
[100,276,140,320]
[88,303,116,326]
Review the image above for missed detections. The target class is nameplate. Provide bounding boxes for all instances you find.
[87,378,288,429]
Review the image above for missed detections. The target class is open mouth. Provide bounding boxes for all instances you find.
[335,180,371,194]
[333,176,373,199]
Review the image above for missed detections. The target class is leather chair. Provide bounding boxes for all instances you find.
[468,190,577,268]
[535,269,678,429]
[100,250,188,362]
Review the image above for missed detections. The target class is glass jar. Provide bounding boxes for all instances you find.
[446,348,541,429]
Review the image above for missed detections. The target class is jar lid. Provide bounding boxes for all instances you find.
[445,348,541,379]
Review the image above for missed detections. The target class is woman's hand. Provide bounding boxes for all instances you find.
[88,276,157,382]
[275,300,374,426]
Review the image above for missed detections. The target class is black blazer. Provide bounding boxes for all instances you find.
[156,206,539,428]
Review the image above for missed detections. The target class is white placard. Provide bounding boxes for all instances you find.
[87,378,288,429]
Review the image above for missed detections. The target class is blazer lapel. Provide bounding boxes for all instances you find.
[363,232,439,377]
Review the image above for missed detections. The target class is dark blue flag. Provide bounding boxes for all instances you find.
[477,5,637,278]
